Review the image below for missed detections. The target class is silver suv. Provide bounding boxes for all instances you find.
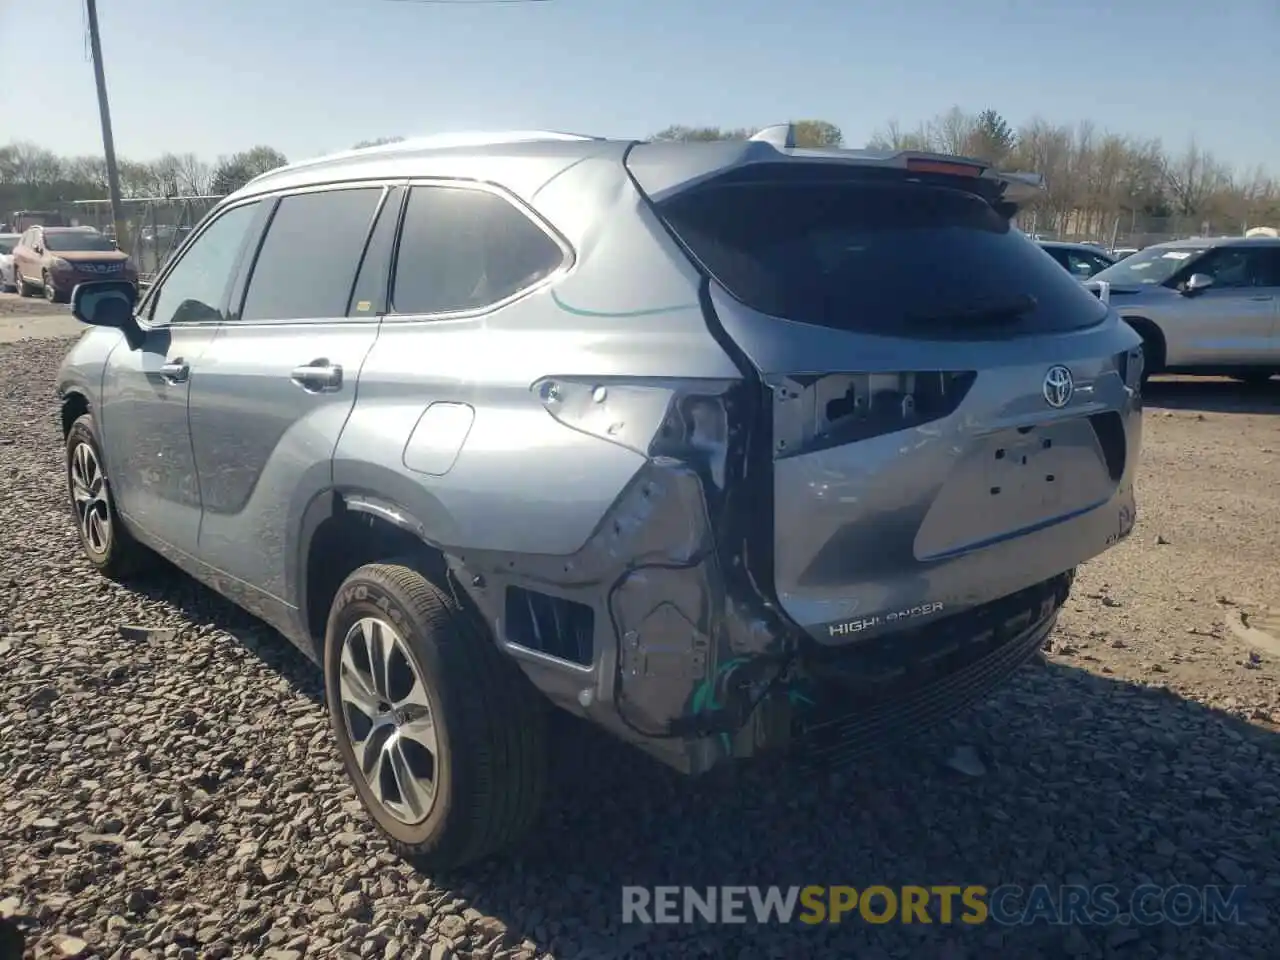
[56,128,1143,869]
[1090,236,1280,384]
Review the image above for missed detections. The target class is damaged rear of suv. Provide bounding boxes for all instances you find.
[57,126,1141,871]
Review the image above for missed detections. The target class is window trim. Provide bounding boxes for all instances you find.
[225,179,400,327]
[135,196,268,332]
[382,177,574,324]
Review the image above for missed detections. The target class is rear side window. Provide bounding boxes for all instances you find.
[659,176,1109,337]
[240,187,383,321]
[391,185,564,315]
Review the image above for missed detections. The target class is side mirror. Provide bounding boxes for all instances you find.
[1183,273,1214,295]
[71,280,138,330]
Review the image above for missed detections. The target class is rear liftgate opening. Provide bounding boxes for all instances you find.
[634,152,1115,767]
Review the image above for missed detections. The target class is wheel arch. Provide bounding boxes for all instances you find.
[60,390,91,438]
[1121,315,1166,372]
[295,489,454,660]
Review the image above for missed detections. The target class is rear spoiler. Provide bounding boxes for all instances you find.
[747,124,1046,210]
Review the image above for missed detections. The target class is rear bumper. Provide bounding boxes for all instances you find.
[791,571,1071,766]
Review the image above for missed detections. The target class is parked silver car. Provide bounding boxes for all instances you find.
[1091,237,1280,383]
[55,128,1143,869]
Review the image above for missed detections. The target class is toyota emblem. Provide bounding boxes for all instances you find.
[1043,365,1074,408]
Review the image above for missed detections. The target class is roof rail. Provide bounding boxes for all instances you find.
[243,130,606,188]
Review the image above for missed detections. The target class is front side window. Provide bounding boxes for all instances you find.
[0,238,16,255]
[391,185,565,315]
[148,202,261,327]
[239,187,383,322]
[1187,247,1276,289]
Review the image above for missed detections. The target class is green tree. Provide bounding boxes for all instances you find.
[792,120,843,148]
[968,109,1017,164]
[210,146,288,196]
[650,125,757,142]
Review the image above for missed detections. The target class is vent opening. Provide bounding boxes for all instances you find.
[504,587,595,666]
[1088,412,1126,481]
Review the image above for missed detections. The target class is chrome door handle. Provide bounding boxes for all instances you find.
[1247,295,1273,301]
[160,359,189,383]
[290,360,343,392]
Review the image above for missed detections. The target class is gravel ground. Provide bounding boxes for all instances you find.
[0,292,71,318]
[2,335,1279,960]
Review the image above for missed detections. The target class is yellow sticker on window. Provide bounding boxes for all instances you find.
[355,300,372,312]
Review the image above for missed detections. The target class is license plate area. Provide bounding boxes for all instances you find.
[914,419,1115,559]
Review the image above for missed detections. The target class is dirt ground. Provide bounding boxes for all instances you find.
[1056,378,1280,722]
[1,332,1278,960]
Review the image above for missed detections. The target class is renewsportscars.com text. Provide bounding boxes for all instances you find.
[621,884,1248,926]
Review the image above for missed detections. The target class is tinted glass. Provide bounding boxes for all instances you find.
[348,186,403,318]
[391,186,563,315]
[0,238,15,255]
[44,232,116,252]
[149,202,260,326]
[241,188,382,321]
[659,175,1109,337]
[1066,250,1112,279]
[1187,247,1276,288]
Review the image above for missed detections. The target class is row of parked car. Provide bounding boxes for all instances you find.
[0,225,138,302]
[1036,233,1280,384]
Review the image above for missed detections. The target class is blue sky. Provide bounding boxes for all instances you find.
[3,0,1277,173]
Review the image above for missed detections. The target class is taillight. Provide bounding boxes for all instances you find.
[904,158,983,178]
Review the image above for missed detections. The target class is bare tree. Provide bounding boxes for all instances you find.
[1164,139,1227,218]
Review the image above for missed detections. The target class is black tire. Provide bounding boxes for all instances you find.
[16,270,32,297]
[43,270,60,303]
[324,562,548,871]
[65,414,152,580]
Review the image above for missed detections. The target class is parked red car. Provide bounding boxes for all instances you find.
[12,226,138,303]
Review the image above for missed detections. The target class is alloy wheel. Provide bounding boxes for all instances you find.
[338,617,440,825]
[70,441,112,555]
[43,271,55,303]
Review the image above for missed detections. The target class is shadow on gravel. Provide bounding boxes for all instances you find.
[455,662,1279,959]
[125,567,326,703]
[118,568,1278,958]
[1143,377,1280,416]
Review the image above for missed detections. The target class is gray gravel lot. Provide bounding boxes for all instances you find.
[2,335,1279,959]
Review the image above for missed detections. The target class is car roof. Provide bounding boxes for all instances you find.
[1145,235,1280,250]
[42,226,99,234]
[1038,240,1112,253]
[235,126,1047,207]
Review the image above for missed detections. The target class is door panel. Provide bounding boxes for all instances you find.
[99,325,218,555]
[189,323,383,600]
[96,200,264,555]
[188,184,390,606]
[1168,248,1276,365]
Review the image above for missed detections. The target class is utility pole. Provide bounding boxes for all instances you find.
[85,0,127,248]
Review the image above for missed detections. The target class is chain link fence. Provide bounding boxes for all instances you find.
[60,195,224,283]
[1014,209,1267,251]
